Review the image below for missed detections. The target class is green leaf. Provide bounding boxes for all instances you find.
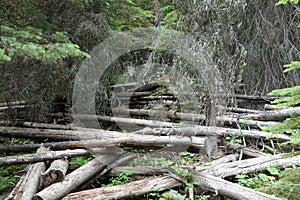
[267,166,280,175]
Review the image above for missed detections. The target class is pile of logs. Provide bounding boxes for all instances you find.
[1,81,300,199]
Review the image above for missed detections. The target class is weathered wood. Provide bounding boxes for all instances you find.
[233,94,280,101]
[0,100,26,107]
[134,126,290,141]
[62,176,181,200]
[5,147,46,200]
[42,159,69,187]
[244,106,300,121]
[108,166,170,176]
[0,126,207,153]
[224,141,268,157]
[191,170,281,200]
[0,149,93,166]
[63,171,281,200]
[112,108,278,128]
[33,153,123,200]
[202,153,300,178]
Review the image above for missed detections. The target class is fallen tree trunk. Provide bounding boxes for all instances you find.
[232,94,280,102]
[5,147,46,200]
[112,108,278,128]
[108,166,170,176]
[42,159,69,187]
[0,149,94,166]
[134,126,290,141]
[0,125,290,144]
[62,176,181,200]
[33,153,123,200]
[0,134,200,153]
[202,153,300,178]
[244,106,300,121]
[63,172,281,200]
[0,100,26,107]
[191,170,281,200]
[224,141,268,157]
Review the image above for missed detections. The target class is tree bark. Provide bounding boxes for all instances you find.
[42,159,69,187]
[62,176,181,200]
[191,170,281,200]
[5,147,46,200]
[0,149,93,166]
[244,106,300,121]
[113,108,278,128]
[202,153,300,178]
[33,153,123,200]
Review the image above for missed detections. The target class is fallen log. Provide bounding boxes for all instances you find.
[42,159,69,187]
[0,149,94,166]
[1,125,289,145]
[244,106,300,121]
[224,141,268,157]
[233,94,280,102]
[112,108,278,128]
[191,170,281,200]
[108,166,170,176]
[0,100,26,107]
[32,153,123,200]
[134,126,290,141]
[0,126,207,153]
[202,153,300,178]
[5,147,46,200]
[62,176,181,200]
[63,172,281,200]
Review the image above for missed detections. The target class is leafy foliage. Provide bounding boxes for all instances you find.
[0,25,89,64]
[0,165,27,194]
[262,115,300,146]
[276,0,299,6]
[235,166,300,200]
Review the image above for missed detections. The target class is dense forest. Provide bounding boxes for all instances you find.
[0,0,299,199]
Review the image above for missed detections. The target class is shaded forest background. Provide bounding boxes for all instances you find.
[0,0,299,123]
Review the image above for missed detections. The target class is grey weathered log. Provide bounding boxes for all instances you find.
[5,147,46,200]
[113,108,278,128]
[0,126,207,153]
[62,176,181,200]
[191,170,281,200]
[0,100,26,107]
[0,149,93,166]
[202,153,300,178]
[224,141,268,157]
[63,172,281,200]
[232,94,280,101]
[33,153,123,200]
[244,106,300,121]
[108,166,170,176]
[0,125,290,144]
[134,126,290,141]
[42,159,69,187]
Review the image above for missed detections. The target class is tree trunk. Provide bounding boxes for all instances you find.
[245,106,300,121]
[62,176,181,200]
[42,159,69,187]
[202,153,300,178]
[5,147,46,200]
[191,170,281,200]
[32,153,123,200]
